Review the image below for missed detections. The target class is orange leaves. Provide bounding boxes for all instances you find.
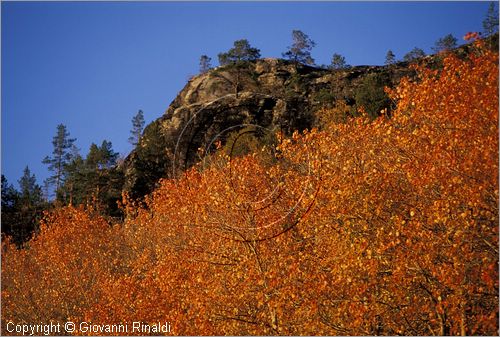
[297,39,498,335]
[464,31,480,41]
[2,41,499,335]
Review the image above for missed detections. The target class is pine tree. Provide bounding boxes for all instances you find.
[199,55,212,73]
[282,30,316,65]
[84,140,120,209]
[42,179,51,201]
[2,174,18,209]
[385,50,396,65]
[99,140,119,169]
[2,169,44,245]
[128,110,145,146]
[483,2,499,36]
[1,175,19,242]
[217,39,261,66]
[403,47,426,62]
[432,34,458,53]
[18,166,43,206]
[42,124,76,194]
[57,139,122,213]
[217,39,261,97]
[63,153,85,205]
[87,140,118,170]
[330,53,348,69]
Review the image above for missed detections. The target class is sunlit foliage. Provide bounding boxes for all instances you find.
[2,37,497,336]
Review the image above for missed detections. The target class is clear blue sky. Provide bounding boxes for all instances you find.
[1,1,493,189]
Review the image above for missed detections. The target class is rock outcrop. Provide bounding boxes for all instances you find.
[122,58,415,198]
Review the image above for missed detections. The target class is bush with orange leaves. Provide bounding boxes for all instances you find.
[2,37,497,335]
[2,206,130,330]
[290,37,498,335]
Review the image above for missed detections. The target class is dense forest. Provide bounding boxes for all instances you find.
[1,29,498,336]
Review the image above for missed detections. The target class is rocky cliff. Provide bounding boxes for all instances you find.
[122,58,415,198]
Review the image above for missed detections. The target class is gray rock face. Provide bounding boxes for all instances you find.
[122,58,414,198]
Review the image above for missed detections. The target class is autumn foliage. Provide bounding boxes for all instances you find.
[2,38,498,335]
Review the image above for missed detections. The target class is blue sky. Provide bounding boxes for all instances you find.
[1,1,493,189]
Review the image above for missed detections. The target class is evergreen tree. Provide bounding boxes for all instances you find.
[199,55,212,73]
[432,34,458,53]
[59,140,123,215]
[483,2,499,36]
[2,174,18,209]
[385,50,396,65]
[18,166,43,206]
[83,140,120,210]
[42,124,76,194]
[128,110,145,146]
[99,140,119,169]
[100,166,125,218]
[2,169,45,245]
[330,53,348,69]
[87,140,118,171]
[1,175,19,242]
[282,30,316,65]
[355,73,392,119]
[42,178,51,201]
[218,39,261,66]
[63,153,85,205]
[217,39,261,97]
[86,143,102,169]
[403,47,426,62]
[129,120,170,199]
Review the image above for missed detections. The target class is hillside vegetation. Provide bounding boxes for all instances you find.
[2,38,498,335]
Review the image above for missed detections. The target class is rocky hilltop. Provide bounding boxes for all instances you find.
[123,58,415,198]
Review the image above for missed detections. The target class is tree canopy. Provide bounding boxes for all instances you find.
[403,47,426,62]
[432,33,458,53]
[385,50,396,65]
[199,55,212,73]
[330,53,348,69]
[218,39,261,66]
[483,2,499,36]
[128,110,145,146]
[42,124,76,196]
[282,30,316,65]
